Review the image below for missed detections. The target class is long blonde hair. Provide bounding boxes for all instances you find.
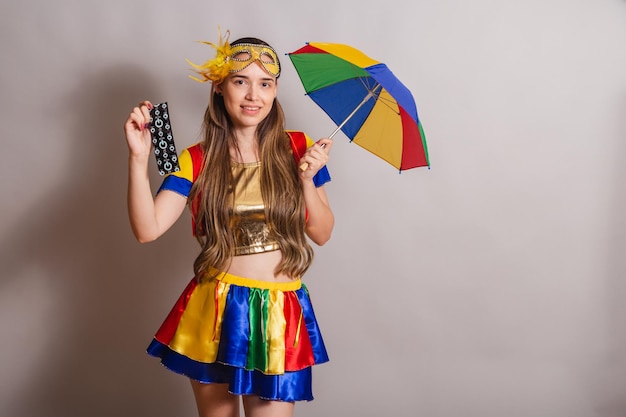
[188,37,313,280]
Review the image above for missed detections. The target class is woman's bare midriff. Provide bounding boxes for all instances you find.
[225,250,295,282]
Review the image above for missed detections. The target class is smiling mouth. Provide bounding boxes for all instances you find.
[242,106,260,111]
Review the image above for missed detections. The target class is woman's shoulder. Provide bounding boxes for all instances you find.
[184,142,204,156]
[285,130,311,141]
[285,130,313,160]
[178,142,204,181]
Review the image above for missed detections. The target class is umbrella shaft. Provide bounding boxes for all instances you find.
[329,83,381,139]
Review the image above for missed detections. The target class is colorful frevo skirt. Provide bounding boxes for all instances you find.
[146,270,329,402]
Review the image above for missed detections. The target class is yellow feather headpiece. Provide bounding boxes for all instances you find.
[187,28,281,84]
[187,29,233,83]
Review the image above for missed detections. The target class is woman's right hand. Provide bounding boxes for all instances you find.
[124,100,154,158]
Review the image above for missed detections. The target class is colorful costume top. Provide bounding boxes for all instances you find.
[230,160,279,255]
[157,131,331,255]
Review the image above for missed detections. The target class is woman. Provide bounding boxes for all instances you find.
[124,32,333,417]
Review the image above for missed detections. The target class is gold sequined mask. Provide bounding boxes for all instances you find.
[228,44,281,78]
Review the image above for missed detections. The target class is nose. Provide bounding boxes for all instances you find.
[245,84,258,101]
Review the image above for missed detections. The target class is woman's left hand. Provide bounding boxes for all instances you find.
[299,138,332,180]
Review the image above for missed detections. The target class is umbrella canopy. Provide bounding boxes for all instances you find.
[288,42,429,171]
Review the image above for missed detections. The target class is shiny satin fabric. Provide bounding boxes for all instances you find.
[147,271,329,401]
[145,343,315,401]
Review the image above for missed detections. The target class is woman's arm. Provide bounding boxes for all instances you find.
[302,182,334,245]
[299,138,334,245]
[125,101,187,243]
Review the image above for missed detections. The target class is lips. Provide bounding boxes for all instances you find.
[241,106,262,116]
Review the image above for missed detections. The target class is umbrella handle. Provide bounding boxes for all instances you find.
[298,143,327,171]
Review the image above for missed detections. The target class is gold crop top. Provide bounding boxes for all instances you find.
[229,161,280,256]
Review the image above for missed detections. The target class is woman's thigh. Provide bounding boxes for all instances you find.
[189,380,240,417]
[242,395,294,417]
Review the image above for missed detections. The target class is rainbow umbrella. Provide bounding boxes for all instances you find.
[288,42,429,171]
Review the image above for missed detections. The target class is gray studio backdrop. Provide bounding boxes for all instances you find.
[1,0,625,416]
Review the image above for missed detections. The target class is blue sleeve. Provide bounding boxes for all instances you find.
[157,175,193,197]
[313,165,331,187]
